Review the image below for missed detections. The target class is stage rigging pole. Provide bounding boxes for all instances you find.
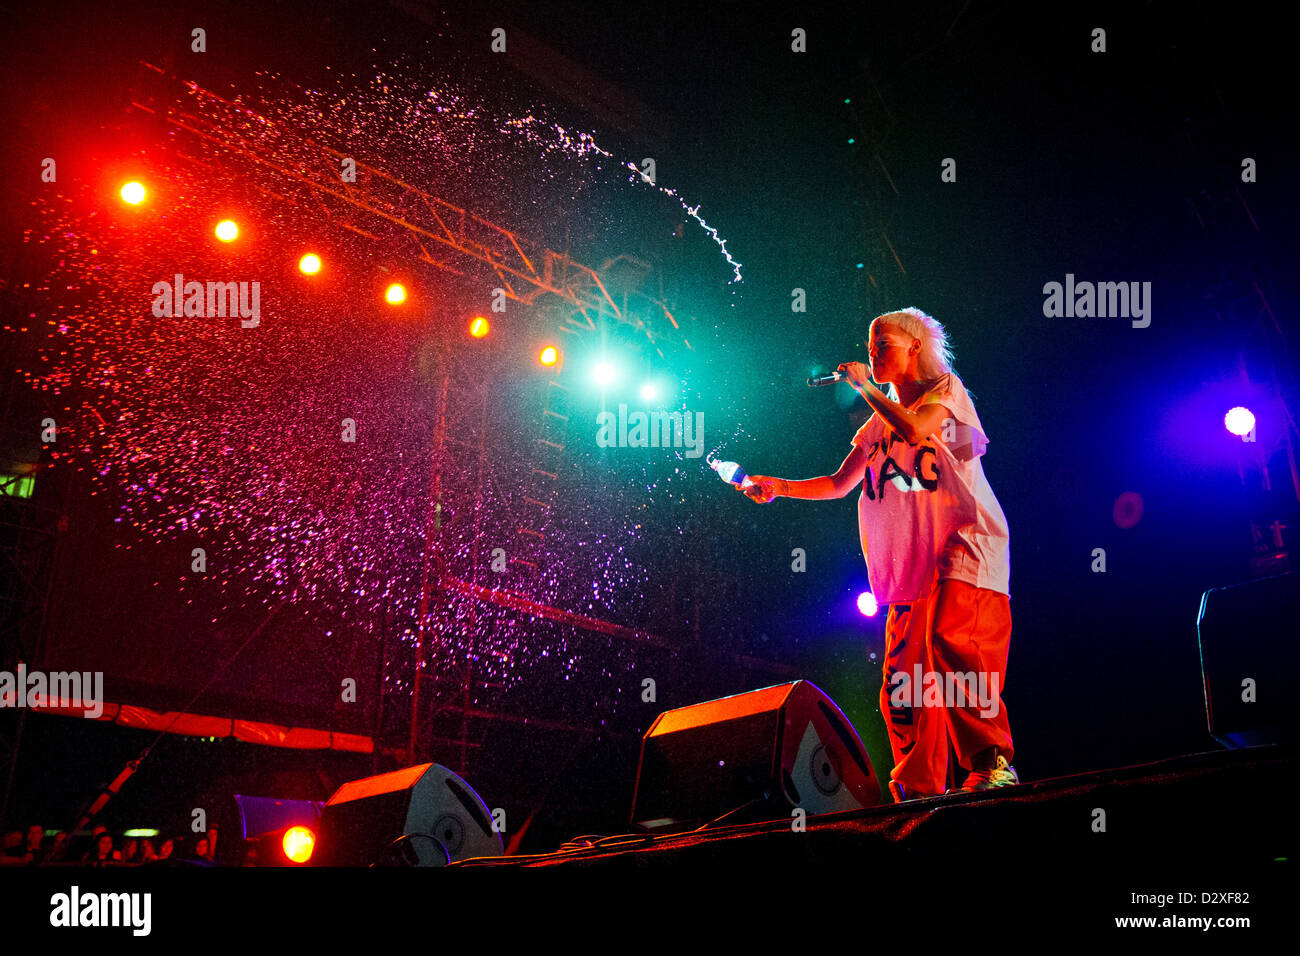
[410,368,450,763]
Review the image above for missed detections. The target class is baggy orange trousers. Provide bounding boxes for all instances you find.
[879,569,1014,796]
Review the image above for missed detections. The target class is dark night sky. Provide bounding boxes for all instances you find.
[1,0,1297,837]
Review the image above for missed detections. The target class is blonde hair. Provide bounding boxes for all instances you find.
[870,307,954,384]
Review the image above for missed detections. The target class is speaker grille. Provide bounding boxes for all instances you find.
[431,814,465,854]
[809,743,842,795]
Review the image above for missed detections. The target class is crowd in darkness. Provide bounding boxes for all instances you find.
[1,823,227,865]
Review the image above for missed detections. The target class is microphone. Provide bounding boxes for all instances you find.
[806,371,845,387]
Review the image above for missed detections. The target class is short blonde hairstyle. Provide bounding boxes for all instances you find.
[870,307,955,383]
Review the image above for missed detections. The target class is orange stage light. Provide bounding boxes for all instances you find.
[298,253,322,275]
[539,346,559,366]
[469,316,490,338]
[385,283,407,305]
[282,826,315,864]
[120,182,146,205]
[215,220,239,242]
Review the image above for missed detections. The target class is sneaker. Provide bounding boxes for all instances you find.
[959,754,1019,791]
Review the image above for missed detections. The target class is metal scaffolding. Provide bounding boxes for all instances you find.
[133,61,694,358]
[0,246,75,827]
[127,63,696,773]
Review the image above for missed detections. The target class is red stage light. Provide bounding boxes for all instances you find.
[469,316,490,338]
[539,346,559,366]
[215,220,239,242]
[282,826,315,864]
[120,182,146,205]
[299,253,322,275]
[385,283,406,305]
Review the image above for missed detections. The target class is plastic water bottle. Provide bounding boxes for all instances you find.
[707,453,754,489]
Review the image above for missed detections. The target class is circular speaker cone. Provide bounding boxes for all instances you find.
[432,814,465,854]
[381,833,448,867]
[810,743,842,795]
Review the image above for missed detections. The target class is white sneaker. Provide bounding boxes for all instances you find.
[959,754,1019,791]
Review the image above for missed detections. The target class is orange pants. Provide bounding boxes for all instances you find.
[879,571,1014,796]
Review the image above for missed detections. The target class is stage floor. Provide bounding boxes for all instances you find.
[453,745,1296,870]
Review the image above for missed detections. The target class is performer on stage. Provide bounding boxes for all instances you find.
[744,308,1016,801]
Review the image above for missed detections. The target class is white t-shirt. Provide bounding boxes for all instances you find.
[851,372,1010,604]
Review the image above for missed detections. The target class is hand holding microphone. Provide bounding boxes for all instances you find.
[745,362,874,506]
[806,362,872,390]
[836,361,872,390]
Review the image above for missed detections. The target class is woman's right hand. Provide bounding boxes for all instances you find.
[744,475,783,504]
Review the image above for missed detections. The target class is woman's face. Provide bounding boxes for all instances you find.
[867,322,918,385]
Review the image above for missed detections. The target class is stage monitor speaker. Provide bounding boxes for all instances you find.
[233,794,322,841]
[1198,571,1300,748]
[631,680,881,832]
[316,763,503,866]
